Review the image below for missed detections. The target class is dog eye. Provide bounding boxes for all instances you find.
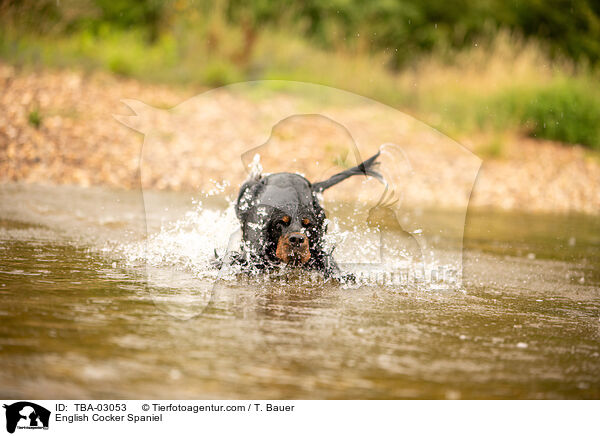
[302,218,311,226]
[281,216,291,225]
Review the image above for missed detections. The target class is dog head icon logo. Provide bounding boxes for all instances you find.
[3,402,50,434]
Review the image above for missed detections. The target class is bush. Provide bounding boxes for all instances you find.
[521,82,600,149]
[201,60,243,87]
[28,109,42,128]
[108,55,133,76]
[3,0,600,67]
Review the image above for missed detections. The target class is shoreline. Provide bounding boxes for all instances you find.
[1,63,599,215]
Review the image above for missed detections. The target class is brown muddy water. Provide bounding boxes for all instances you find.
[0,183,599,399]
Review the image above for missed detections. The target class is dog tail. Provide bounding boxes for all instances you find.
[312,151,384,193]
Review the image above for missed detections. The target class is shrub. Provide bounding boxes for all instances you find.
[108,56,133,76]
[28,109,42,128]
[521,81,600,149]
[201,60,243,87]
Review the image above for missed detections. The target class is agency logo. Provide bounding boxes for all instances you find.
[3,402,50,434]
[116,81,480,319]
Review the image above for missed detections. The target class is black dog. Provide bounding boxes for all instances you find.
[228,151,383,279]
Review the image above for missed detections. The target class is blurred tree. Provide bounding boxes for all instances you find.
[0,0,62,33]
[505,0,600,63]
[90,0,167,41]
[2,0,600,65]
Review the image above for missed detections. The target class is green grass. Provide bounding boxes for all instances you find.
[520,82,600,149]
[27,108,42,128]
[472,79,600,150]
[415,77,600,150]
[2,24,600,151]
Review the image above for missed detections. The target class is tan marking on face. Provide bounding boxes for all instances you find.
[275,233,311,264]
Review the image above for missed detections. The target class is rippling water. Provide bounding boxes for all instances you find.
[0,183,598,399]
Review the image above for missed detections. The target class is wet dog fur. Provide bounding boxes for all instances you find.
[226,152,382,279]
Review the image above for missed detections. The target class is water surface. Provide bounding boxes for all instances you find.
[1,183,598,399]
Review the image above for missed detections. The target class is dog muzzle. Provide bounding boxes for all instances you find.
[275,232,311,265]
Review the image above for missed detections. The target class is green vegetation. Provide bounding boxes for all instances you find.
[417,74,600,151]
[27,108,42,128]
[2,0,600,149]
[521,82,600,149]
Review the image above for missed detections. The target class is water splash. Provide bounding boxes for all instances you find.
[119,199,238,280]
[115,197,460,292]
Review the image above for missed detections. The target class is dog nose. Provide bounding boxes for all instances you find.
[288,233,306,245]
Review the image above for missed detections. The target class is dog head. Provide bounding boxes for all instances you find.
[236,173,326,266]
[271,209,312,266]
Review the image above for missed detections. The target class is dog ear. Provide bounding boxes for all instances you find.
[312,151,383,193]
